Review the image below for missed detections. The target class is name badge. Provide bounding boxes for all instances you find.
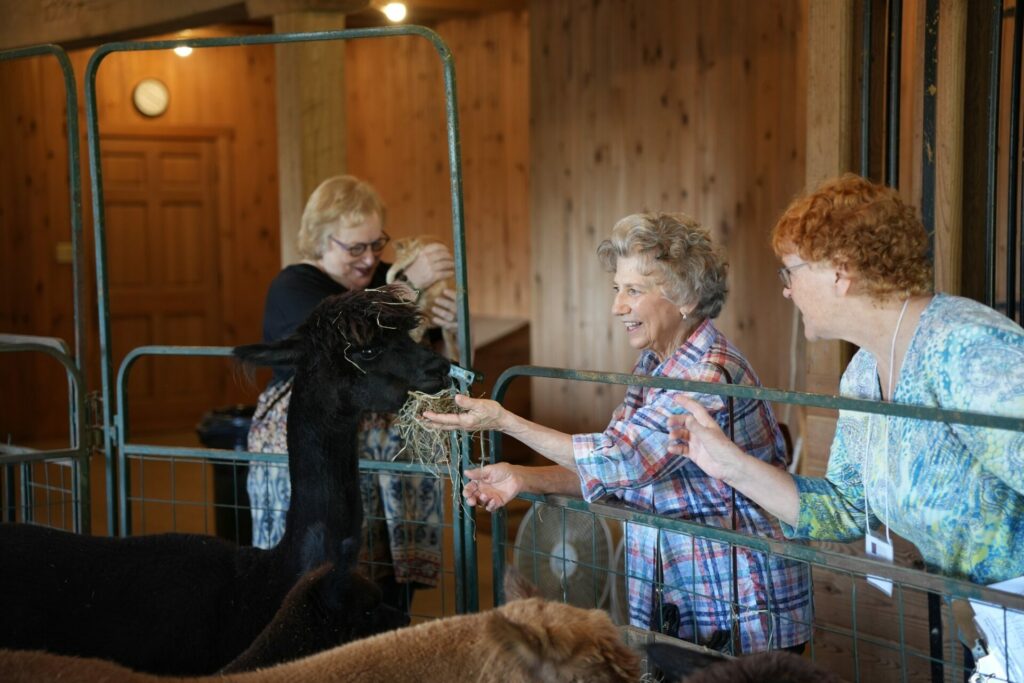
[865,533,894,596]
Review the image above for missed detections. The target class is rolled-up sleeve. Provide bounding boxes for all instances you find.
[573,388,724,502]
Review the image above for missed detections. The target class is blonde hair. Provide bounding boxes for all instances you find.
[597,212,729,320]
[296,175,386,259]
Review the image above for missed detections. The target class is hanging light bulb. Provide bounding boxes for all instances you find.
[174,45,193,58]
[381,2,407,22]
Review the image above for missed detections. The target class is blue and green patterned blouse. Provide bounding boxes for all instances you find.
[782,294,1024,584]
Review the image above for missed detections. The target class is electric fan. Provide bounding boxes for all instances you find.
[512,502,617,611]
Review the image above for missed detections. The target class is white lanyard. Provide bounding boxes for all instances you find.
[864,297,909,596]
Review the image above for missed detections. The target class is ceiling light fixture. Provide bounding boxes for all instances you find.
[381,2,407,22]
[173,45,193,57]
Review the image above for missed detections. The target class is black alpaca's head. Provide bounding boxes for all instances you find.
[234,286,451,414]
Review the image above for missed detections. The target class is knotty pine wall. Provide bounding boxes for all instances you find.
[530,0,808,433]
[0,25,281,443]
[345,9,530,319]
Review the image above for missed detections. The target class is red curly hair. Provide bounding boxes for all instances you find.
[771,174,933,300]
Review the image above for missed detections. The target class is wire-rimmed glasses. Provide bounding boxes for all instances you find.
[777,262,810,288]
[328,232,390,257]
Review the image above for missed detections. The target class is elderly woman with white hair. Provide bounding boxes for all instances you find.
[423,212,812,654]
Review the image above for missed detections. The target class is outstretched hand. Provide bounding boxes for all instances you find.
[462,463,524,512]
[668,394,742,482]
[403,242,455,290]
[420,394,505,431]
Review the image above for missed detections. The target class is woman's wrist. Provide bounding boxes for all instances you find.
[494,405,518,435]
[718,446,752,489]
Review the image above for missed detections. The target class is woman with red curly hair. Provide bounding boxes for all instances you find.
[669,174,1024,586]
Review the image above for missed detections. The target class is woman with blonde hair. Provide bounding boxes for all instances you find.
[247,175,459,612]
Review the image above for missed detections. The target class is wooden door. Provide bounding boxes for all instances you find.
[101,131,230,433]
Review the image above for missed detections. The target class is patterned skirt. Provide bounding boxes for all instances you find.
[246,380,443,586]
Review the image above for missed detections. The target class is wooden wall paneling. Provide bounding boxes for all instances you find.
[273,11,347,267]
[528,0,578,431]
[344,34,451,256]
[1,25,279,443]
[345,10,530,320]
[530,0,807,434]
[444,10,530,319]
[0,55,76,442]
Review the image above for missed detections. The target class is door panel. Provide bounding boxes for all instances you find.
[102,133,227,433]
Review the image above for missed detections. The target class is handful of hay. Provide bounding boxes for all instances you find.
[393,387,465,477]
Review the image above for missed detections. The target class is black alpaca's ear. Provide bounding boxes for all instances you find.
[233,335,302,368]
[644,642,724,681]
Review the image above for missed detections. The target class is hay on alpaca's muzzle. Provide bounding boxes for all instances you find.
[393,387,469,477]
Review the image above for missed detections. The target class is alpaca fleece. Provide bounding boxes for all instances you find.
[0,597,640,683]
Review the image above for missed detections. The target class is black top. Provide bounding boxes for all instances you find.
[262,262,390,382]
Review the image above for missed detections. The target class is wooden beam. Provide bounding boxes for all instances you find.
[0,0,368,50]
[807,0,854,185]
[933,0,967,295]
[800,0,855,475]
[273,11,348,267]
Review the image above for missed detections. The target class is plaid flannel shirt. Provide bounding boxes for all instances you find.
[572,319,812,651]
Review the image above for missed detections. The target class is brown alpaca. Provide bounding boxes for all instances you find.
[0,570,640,683]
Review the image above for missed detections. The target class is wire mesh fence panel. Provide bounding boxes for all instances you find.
[487,365,1024,683]
[120,447,463,621]
[494,493,1024,682]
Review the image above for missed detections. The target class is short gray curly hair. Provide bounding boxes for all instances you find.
[596,212,728,320]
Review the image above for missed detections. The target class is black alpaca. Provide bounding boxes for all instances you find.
[0,287,449,675]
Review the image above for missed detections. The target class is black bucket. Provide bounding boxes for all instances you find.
[196,405,256,545]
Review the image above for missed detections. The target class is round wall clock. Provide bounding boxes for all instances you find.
[132,78,170,117]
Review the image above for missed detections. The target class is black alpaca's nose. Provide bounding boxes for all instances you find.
[426,356,451,391]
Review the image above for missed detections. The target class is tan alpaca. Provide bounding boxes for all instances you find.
[0,571,641,683]
[385,236,459,363]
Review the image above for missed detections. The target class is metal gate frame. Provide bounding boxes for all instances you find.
[83,27,480,612]
[0,44,90,533]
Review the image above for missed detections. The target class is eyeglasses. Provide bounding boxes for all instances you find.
[328,232,390,257]
[777,261,810,288]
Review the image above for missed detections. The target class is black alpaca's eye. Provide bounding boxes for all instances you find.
[352,347,383,362]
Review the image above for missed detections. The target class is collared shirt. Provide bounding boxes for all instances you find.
[785,294,1024,584]
[572,319,813,651]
